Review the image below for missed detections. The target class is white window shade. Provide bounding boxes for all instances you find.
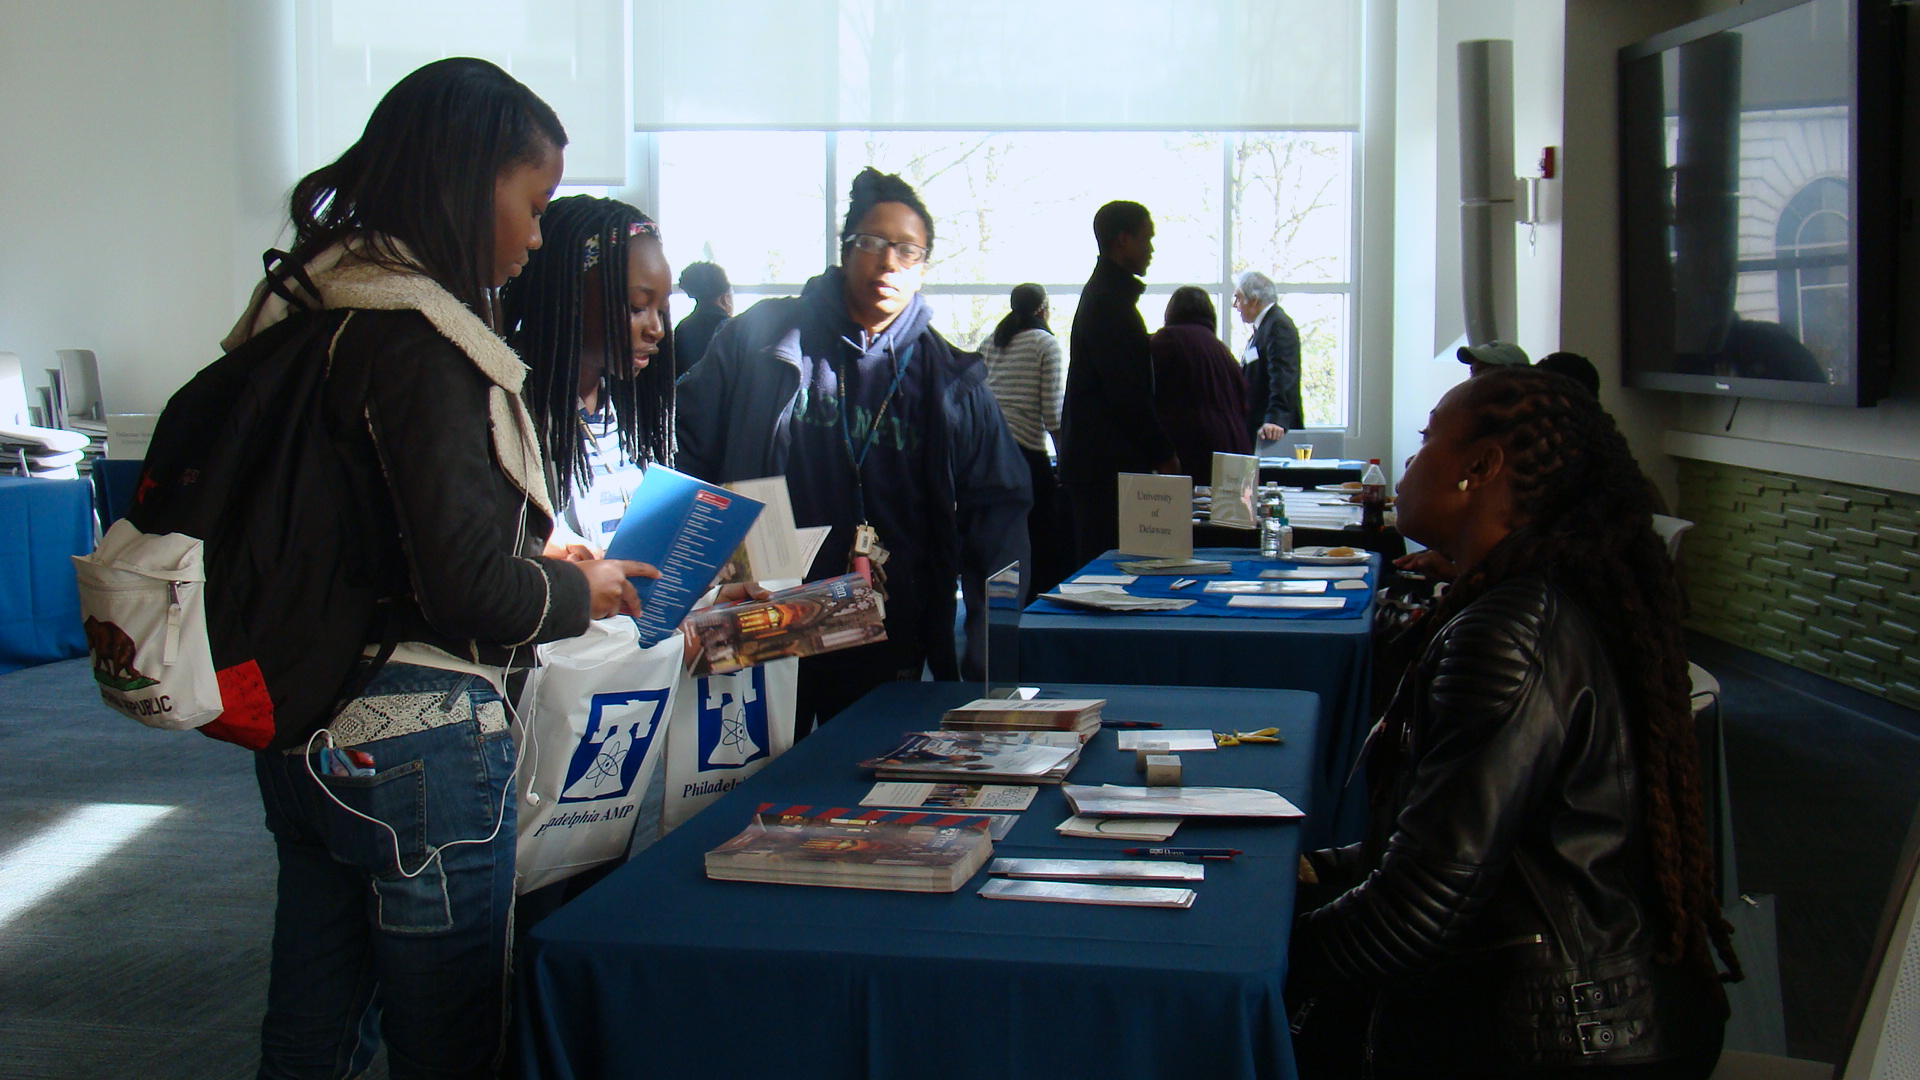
[633,0,1361,130]
[298,0,629,184]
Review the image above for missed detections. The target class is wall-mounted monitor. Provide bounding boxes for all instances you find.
[1618,0,1903,406]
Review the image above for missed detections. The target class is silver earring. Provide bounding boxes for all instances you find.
[1457,479,1470,491]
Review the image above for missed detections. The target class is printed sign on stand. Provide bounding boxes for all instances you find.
[1116,473,1194,560]
[1209,453,1258,530]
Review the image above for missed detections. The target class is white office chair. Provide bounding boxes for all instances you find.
[1653,514,1694,563]
[1712,797,1920,1079]
[1837,796,1920,1078]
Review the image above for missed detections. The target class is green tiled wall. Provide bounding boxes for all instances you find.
[1676,460,1920,711]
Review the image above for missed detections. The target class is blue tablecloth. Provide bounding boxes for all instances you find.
[518,681,1318,1080]
[93,458,143,526]
[1019,549,1374,846]
[1030,552,1377,620]
[0,476,93,674]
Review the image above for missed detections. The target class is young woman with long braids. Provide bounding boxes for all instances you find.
[1290,367,1738,1077]
[502,195,676,553]
[228,59,654,1077]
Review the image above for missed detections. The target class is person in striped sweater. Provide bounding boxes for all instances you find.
[979,283,1069,593]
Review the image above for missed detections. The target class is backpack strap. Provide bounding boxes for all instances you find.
[261,248,322,314]
[326,599,400,721]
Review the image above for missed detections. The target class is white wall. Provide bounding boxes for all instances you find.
[1345,0,1399,467]
[1389,0,1513,483]
[0,0,295,419]
[1390,0,1715,508]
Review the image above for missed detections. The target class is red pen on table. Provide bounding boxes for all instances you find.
[1101,720,1163,729]
[1123,847,1241,861]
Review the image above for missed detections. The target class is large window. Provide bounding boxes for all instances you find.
[653,130,1355,428]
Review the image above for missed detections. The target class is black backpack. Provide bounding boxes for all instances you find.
[77,253,395,751]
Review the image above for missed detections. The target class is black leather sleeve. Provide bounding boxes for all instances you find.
[355,315,589,647]
[1294,581,1564,990]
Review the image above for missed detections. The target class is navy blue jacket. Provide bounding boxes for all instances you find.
[676,271,1031,679]
[1061,257,1176,485]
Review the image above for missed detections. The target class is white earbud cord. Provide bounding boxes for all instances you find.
[300,498,541,880]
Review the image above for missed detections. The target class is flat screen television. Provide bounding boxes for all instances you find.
[1618,0,1903,406]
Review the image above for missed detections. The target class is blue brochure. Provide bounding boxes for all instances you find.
[604,466,766,647]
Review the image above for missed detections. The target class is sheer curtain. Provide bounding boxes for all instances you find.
[296,0,629,183]
[633,0,1362,130]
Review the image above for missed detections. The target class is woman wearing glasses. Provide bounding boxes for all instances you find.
[678,167,1030,736]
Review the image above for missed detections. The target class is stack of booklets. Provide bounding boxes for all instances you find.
[1115,557,1233,575]
[859,731,1083,784]
[704,803,995,893]
[941,698,1104,741]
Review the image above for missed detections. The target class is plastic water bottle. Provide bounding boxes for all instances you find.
[1259,490,1292,558]
[1360,459,1388,531]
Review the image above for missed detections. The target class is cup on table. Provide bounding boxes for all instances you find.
[1292,444,1314,460]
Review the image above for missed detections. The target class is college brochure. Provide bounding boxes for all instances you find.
[860,731,1082,784]
[605,465,764,647]
[683,573,886,676]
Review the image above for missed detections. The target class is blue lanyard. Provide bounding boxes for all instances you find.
[836,340,911,525]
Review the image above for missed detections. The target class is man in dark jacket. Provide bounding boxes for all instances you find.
[677,169,1030,734]
[1059,201,1178,565]
[1233,270,1304,443]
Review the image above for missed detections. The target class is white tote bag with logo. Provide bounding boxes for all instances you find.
[513,616,683,894]
[661,657,798,831]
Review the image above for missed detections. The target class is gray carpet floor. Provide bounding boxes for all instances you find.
[2,642,1916,1076]
[0,659,387,1080]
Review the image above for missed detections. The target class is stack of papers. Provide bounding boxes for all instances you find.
[1204,580,1330,595]
[1116,557,1232,575]
[1038,589,1196,613]
[861,731,1083,784]
[860,781,1037,813]
[979,879,1196,908]
[1114,730,1219,753]
[1055,815,1181,841]
[1258,566,1370,580]
[1061,784,1304,819]
[987,858,1204,882]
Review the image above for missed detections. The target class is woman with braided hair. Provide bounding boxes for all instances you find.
[502,195,676,553]
[1290,366,1738,1077]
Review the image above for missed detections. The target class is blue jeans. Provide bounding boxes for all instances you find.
[254,664,517,1080]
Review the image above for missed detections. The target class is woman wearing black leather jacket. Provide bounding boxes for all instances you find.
[1290,368,1739,1077]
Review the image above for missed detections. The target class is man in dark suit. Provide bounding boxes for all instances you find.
[1059,200,1179,565]
[1233,270,1304,443]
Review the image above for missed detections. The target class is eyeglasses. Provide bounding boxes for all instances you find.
[846,233,930,266]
